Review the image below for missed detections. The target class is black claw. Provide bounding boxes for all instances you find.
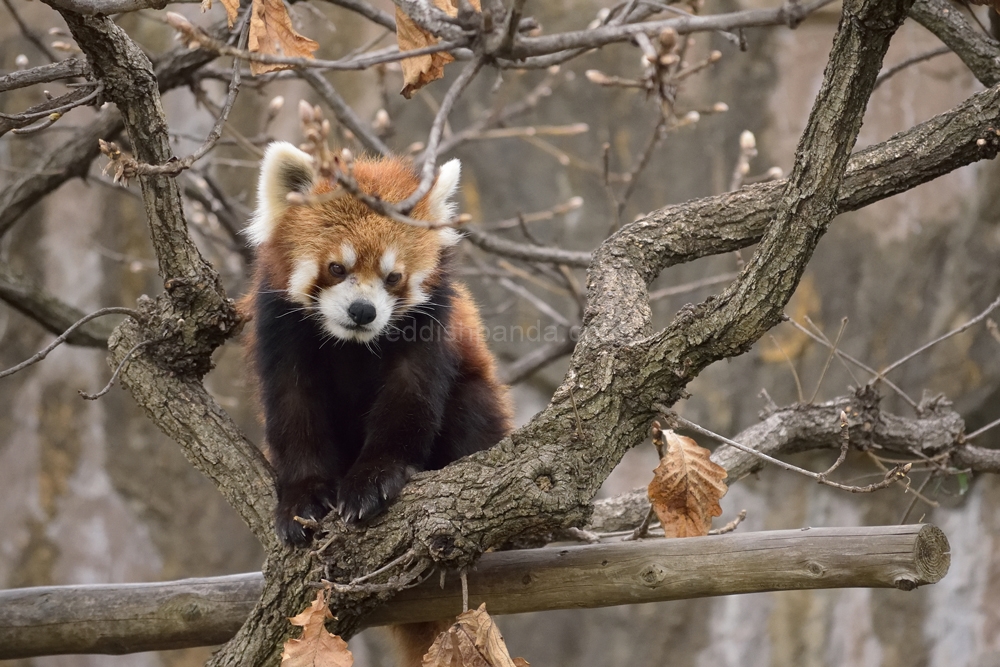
[274,478,338,546]
[337,462,411,524]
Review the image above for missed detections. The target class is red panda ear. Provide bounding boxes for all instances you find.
[246,142,316,246]
[428,159,462,246]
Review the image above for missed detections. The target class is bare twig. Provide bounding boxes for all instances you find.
[967,415,1000,442]
[98,23,247,180]
[810,317,847,403]
[79,340,151,400]
[648,272,739,301]
[667,412,911,495]
[0,307,140,380]
[163,13,466,73]
[769,334,805,404]
[874,45,953,89]
[879,293,1000,378]
[708,509,747,535]
[789,318,918,410]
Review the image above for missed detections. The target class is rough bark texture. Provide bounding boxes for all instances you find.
[3,0,1000,665]
[0,524,950,658]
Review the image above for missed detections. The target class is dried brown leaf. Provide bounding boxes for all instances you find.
[648,428,727,538]
[281,590,353,667]
[396,0,480,99]
[248,0,319,76]
[423,604,527,667]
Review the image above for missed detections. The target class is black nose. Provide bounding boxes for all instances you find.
[348,300,377,326]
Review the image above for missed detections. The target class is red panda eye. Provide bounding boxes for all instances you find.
[329,263,346,277]
[385,272,402,285]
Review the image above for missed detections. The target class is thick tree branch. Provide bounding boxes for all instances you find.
[0,525,949,659]
[0,57,90,93]
[45,10,276,547]
[43,0,197,15]
[910,0,1000,87]
[0,264,115,347]
[460,82,1000,270]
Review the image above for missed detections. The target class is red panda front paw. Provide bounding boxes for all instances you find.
[337,461,412,524]
[275,479,338,546]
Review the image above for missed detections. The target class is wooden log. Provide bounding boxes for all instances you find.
[0,525,949,659]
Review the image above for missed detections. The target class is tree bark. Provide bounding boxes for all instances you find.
[0,525,950,659]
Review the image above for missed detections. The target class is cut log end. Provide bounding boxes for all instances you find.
[912,523,951,585]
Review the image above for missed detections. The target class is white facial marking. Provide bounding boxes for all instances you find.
[317,278,397,343]
[340,243,357,270]
[380,248,398,276]
[409,269,431,306]
[287,257,318,305]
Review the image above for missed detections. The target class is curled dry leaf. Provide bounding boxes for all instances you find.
[396,0,480,99]
[281,589,353,667]
[647,427,727,538]
[423,604,528,667]
[248,0,319,75]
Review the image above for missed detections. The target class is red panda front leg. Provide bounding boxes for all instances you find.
[260,361,346,545]
[338,352,458,523]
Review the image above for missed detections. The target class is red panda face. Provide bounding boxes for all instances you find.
[247,142,463,343]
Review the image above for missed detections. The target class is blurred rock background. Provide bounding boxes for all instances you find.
[1,0,998,665]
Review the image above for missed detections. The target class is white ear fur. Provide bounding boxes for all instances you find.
[428,159,462,247]
[246,141,315,246]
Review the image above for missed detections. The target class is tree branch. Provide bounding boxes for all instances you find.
[0,525,950,659]
[47,9,276,547]
[629,0,913,397]
[0,39,224,239]
[0,57,90,93]
[909,0,1000,87]
[0,264,116,347]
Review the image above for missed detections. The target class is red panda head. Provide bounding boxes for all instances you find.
[247,142,462,343]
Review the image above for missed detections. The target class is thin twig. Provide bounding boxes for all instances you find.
[967,415,1000,442]
[79,340,150,400]
[345,550,415,586]
[402,56,486,213]
[648,272,738,301]
[810,317,847,403]
[100,23,247,180]
[899,473,934,524]
[708,509,747,535]
[817,411,851,480]
[769,334,804,403]
[666,412,911,494]
[623,506,657,540]
[879,293,1000,378]
[874,45,953,90]
[0,307,140,380]
[789,317,918,410]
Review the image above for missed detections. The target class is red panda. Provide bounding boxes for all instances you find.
[242,142,513,547]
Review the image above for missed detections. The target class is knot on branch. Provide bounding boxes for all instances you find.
[129,284,240,378]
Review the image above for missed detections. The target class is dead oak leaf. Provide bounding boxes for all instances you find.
[396,0,480,99]
[648,428,727,538]
[248,0,319,75]
[281,590,353,667]
[423,604,528,667]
